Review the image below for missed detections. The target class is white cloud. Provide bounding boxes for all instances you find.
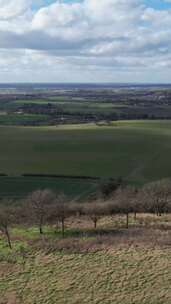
[0,0,31,20]
[0,0,171,82]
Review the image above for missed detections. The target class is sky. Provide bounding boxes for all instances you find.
[0,0,171,83]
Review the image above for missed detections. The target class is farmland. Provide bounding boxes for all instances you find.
[1,84,171,125]
[0,176,97,199]
[1,85,171,304]
[1,120,171,197]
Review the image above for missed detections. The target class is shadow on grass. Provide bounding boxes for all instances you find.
[60,227,147,239]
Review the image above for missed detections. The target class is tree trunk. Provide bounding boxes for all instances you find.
[39,216,43,234]
[39,225,43,235]
[94,219,97,229]
[5,227,12,249]
[134,212,137,221]
[54,221,59,234]
[56,220,59,230]
[61,218,65,238]
[126,213,129,229]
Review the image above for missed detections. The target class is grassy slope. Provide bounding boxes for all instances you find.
[0,247,170,304]
[0,214,171,304]
[0,120,171,182]
[1,120,171,197]
[0,176,97,199]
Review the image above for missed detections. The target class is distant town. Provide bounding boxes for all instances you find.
[0,84,171,125]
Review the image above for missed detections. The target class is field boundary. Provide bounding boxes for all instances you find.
[21,173,102,181]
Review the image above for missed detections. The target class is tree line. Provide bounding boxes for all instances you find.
[1,179,171,249]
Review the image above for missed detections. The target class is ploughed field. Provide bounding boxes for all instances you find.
[1,120,171,197]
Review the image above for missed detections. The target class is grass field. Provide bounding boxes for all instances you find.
[0,176,97,199]
[1,120,171,197]
[0,213,171,304]
[0,113,50,125]
[1,248,170,304]
[13,99,123,114]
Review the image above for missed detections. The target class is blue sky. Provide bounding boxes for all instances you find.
[32,0,79,10]
[33,0,171,10]
[32,0,56,10]
[144,0,171,9]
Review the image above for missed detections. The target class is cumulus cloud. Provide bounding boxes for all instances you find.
[0,0,171,82]
[0,0,31,20]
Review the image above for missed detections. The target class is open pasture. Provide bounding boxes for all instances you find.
[0,176,97,199]
[1,120,171,196]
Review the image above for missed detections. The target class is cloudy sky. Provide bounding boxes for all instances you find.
[0,0,171,83]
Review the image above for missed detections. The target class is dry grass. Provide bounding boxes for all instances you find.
[66,213,171,230]
[0,213,171,304]
[0,247,171,304]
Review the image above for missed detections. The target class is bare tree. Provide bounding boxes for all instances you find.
[113,186,137,229]
[83,201,105,229]
[97,177,125,199]
[48,193,72,238]
[131,188,140,221]
[0,203,15,249]
[141,179,171,216]
[28,189,55,234]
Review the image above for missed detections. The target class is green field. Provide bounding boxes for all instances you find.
[0,176,97,199]
[13,99,122,115]
[0,113,50,125]
[1,120,171,197]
